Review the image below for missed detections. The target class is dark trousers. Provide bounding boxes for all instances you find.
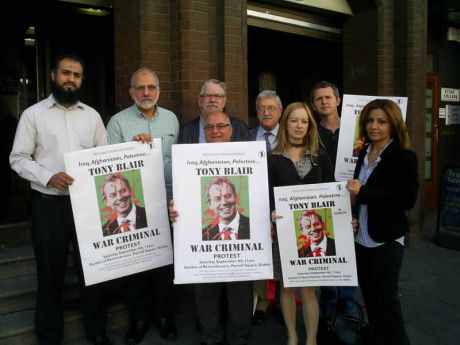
[195,281,253,345]
[123,264,175,322]
[31,192,107,345]
[356,241,410,345]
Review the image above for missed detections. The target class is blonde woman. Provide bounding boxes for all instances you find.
[268,102,334,345]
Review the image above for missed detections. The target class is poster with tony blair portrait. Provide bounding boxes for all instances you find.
[274,181,358,288]
[64,140,172,286]
[335,94,408,181]
[172,141,273,284]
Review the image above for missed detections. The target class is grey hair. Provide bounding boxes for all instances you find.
[256,90,282,109]
[199,79,227,96]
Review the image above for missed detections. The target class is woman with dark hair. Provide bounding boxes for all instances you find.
[269,102,334,345]
[347,99,418,345]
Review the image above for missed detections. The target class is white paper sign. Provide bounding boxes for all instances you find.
[335,95,408,181]
[172,141,273,284]
[274,182,357,287]
[64,140,173,285]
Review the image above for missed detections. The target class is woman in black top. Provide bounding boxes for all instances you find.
[269,102,333,345]
[347,99,418,345]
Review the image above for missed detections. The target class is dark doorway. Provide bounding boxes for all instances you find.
[1,1,114,225]
[247,26,342,127]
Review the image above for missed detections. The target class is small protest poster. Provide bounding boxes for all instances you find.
[64,140,172,285]
[335,95,408,181]
[274,181,357,287]
[172,141,273,284]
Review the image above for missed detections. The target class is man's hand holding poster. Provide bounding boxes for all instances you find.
[64,140,172,285]
[335,94,408,181]
[274,181,357,288]
[172,141,273,284]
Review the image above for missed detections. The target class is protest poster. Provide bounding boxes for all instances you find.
[274,181,357,287]
[64,140,172,285]
[172,141,273,284]
[335,95,408,181]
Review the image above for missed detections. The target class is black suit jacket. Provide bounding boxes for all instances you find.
[179,115,250,143]
[102,205,147,237]
[353,140,418,243]
[202,213,250,241]
[298,236,336,257]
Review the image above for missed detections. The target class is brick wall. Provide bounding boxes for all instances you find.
[113,0,248,123]
[343,0,428,242]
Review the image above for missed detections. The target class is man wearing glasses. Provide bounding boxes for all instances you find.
[249,90,283,326]
[106,67,179,344]
[179,79,249,143]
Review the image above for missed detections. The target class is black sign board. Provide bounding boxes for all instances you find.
[435,166,460,249]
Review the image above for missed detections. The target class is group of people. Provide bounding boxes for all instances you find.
[9,53,418,345]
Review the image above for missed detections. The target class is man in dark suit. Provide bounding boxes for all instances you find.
[297,209,336,257]
[172,111,254,345]
[101,173,147,236]
[249,90,283,325]
[249,90,282,151]
[179,79,249,143]
[202,176,250,241]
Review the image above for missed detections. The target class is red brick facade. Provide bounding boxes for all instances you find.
[114,0,248,123]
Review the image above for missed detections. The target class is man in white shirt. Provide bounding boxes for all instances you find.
[297,209,336,257]
[10,54,110,345]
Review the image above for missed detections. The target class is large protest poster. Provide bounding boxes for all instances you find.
[274,181,357,287]
[335,95,408,181]
[64,140,173,285]
[172,141,273,284]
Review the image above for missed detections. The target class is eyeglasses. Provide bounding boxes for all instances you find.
[257,105,280,112]
[203,123,231,131]
[132,84,159,92]
[200,94,226,99]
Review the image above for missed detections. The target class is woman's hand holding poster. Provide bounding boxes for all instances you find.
[274,181,357,288]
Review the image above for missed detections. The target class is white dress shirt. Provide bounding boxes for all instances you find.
[10,94,107,195]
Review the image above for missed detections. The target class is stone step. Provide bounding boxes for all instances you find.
[0,222,32,249]
[0,246,36,280]
[0,301,128,345]
[0,273,79,315]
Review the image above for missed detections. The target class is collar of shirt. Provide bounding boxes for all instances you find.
[117,203,137,227]
[218,211,240,240]
[134,105,158,121]
[48,94,84,110]
[310,234,328,256]
[256,124,279,146]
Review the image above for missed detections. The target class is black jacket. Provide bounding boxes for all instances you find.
[353,140,418,243]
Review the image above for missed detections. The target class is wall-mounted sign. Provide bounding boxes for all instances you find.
[441,88,460,102]
[446,105,460,125]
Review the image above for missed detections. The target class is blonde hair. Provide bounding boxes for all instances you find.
[359,99,410,148]
[272,102,319,156]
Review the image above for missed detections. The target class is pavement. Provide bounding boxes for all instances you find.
[64,213,460,345]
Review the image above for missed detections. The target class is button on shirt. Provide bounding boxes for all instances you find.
[106,105,179,200]
[9,94,107,195]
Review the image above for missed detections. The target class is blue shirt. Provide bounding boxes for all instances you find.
[106,105,179,200]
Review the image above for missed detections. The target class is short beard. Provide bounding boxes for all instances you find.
[51,82,81,105]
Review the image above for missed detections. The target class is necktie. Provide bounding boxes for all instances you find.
[223,227,232,240]
[313,246,322,257]
[121,220,132,232]
[264,132,272,153]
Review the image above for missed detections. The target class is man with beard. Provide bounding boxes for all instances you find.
[10,54,110,345]
[179,79,250,143]
[106,67,179,344]
[101,173,147,236]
